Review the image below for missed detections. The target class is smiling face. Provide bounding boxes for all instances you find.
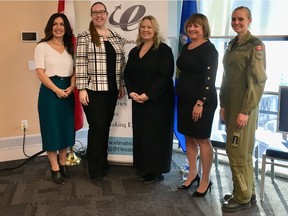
[231,8,252,36]
[139,18,155,42]
[184,14,210,41]
[52,16,65,39]
[186,22,204,41]
[91,3,108,28]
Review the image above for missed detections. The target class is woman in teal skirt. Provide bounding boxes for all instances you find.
[34,13,75,184]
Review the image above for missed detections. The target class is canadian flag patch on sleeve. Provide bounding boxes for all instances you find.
[255,45,263,51]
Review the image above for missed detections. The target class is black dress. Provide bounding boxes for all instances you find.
[176,41,218,138]
[124,43,175,174]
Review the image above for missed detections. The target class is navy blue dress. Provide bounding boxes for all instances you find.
[176,41,218,138]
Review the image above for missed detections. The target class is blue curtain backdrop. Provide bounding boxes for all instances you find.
[174,0,197,152]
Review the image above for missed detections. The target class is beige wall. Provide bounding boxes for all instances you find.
[0,1,91,138]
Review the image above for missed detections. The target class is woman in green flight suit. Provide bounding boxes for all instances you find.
[220,6,267,213]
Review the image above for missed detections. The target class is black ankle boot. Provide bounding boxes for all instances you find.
[51,170,65,184]
[59,165,71,178]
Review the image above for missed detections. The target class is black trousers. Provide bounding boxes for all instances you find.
[83,89,118,177]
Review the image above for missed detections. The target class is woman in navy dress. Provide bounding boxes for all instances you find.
[176,13,218,196]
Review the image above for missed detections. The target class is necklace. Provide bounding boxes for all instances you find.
[51,40,64,46]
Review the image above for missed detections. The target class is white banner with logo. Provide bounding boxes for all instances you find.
[89,1,168,164]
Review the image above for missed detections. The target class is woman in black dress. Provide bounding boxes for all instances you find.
[176,13,218,196]
[124,15,175,184]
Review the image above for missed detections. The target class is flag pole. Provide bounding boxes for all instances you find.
[173,0,198,153]
[58,0,82,166]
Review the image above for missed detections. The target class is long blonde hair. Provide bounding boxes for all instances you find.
[135,15,164,49]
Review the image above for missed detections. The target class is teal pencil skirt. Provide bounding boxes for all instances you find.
[38,76,75,151]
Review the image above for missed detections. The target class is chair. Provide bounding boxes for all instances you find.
[210,131,227,171]
[260,145,288,201]
[211,140,226,171]
[260,86,288,201]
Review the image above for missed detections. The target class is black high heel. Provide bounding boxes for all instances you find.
[192,181,213,197]
[177,173,200,189]
[59,165,72,178]
[51,170,65,184]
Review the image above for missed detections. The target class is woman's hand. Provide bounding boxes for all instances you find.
[129,92,142,103]
[129,92,148,103]
[118,86,125,99]
[79,89,89,106]
[236,113,249,128]
[220,108,225,123]
[63,85,74,96]
[55,88,68,99]
[138,93,149,103]
[192,104,203,122]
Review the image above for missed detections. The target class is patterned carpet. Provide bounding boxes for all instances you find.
[0,151,287,216]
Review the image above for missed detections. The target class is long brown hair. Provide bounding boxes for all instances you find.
[38,13,74,57]
[89,2,108,47]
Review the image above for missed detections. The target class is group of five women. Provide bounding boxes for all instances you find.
[34,2,266,213]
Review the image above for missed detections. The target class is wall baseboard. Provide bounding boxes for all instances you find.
[0,129,88,162]
[0,144,45,162]
[1,129,181,163]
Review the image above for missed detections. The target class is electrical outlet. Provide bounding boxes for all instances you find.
[21,120,28,131]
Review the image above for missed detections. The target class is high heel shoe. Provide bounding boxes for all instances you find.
[59,165,72,178]
[51,170,65,185]
[192,181,213,197]
[177,173,200,189]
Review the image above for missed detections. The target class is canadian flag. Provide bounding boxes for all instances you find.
[58,0,83,131]
[58,0,77,47]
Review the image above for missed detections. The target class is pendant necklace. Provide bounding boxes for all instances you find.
[51,40,64,46]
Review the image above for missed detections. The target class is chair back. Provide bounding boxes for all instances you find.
[277,86,288,133]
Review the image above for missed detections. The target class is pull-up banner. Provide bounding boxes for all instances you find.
[93,1,169,164]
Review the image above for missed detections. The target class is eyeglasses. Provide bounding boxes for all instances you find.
[91,10,107,16]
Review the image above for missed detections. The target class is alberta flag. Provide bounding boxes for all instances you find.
[174,0,197,152]
[178,0,197,53]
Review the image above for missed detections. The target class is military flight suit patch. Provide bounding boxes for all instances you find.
[255,45,264,60]
[255,45,263,51]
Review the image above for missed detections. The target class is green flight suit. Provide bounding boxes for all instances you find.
[220,31,267,204]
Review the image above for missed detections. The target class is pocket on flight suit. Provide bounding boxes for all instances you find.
[227,128,248,157]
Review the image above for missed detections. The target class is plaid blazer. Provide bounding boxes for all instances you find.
[75,30,126,91]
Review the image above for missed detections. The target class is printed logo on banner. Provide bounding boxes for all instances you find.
[109,4,146,31]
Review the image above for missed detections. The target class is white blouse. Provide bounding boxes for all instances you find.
[34,42,73,77]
